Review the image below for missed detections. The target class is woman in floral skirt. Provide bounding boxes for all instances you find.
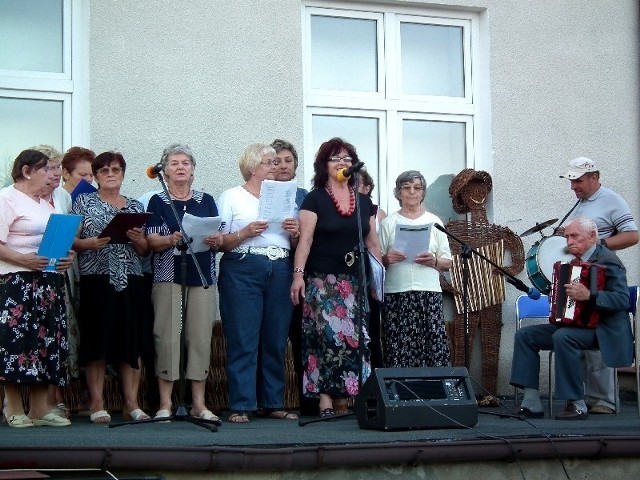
[290,137,382,418]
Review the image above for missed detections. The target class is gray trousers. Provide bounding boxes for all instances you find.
[510,323,599,401]
[584,351,616,409]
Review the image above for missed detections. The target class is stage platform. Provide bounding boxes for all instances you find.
[1,396,639,478]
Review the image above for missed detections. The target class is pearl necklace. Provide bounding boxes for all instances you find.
[326,185,355,217]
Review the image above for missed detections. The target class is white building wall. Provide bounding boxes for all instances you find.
[88,0,639,395]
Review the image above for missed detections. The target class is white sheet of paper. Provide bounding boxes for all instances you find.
[367,251,385,301]
[173,213,222,254]
[393,223,432,263]
[258,180,297,224]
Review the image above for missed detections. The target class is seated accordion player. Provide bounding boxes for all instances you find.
[549,260,606,328]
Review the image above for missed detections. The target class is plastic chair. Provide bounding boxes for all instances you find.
[513,294,551,406]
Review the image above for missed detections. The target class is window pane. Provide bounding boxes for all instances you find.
[310,16,378,92]
[400,22,464,97]
[311,115,380,199]
[402,119,466,223]
[0,0,64,73]
[0,97,63,187]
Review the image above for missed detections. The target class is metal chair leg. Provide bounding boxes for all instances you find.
[549,351,554,416]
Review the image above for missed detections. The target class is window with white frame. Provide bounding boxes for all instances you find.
[0,0,87,186]
[303,3,486,223]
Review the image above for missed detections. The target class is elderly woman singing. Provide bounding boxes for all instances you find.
[218,143,300,423]
[290,137,382,418]
[71,151,150,424]
[146,144,223,422]
[0,150,74,428]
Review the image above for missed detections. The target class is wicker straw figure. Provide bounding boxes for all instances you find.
[444,169,524,399]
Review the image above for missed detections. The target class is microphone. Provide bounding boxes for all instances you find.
[527,287,542,300]
[337,161,365,182]
[146,163,163,179]
[507,276,541,300]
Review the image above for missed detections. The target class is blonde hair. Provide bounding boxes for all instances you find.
[29,144,62,161]
[239,143,275,181]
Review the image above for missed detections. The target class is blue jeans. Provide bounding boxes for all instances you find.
[218,251,293,411]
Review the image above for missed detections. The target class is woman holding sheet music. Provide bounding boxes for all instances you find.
[378,170,452,369]
[145,143,223,423]
[290,137,382,418]
[71,151,150,424]
[218,143,300,423]
[0,149,74,428]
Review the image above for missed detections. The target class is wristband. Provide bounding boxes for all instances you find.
[293,267,305,274]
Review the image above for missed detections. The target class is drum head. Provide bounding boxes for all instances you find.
[526,236,573,291]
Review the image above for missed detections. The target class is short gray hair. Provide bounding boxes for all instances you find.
[393,170,427,206]
[567,216,598,236]
[160,143,196,169]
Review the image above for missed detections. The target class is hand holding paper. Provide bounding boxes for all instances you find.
[173,213,223,254]
[384,249,406,266]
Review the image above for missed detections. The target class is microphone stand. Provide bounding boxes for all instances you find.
[433,223,531,370]
[434,223,536,420]
[110,171,220,432]
[299,171,368,426]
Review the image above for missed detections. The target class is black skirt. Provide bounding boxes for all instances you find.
[78,274,148,368]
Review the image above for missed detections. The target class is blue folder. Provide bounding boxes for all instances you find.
[70,179,97,203]
[37,214,83,272]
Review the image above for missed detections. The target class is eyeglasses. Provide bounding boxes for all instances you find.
[42,165,62,172]
[259,160,275,167]
[329,156,353,163]
[400,185,424,192]
[97,166,124,176]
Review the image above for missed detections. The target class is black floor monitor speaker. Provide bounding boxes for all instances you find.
[353,367,478,430]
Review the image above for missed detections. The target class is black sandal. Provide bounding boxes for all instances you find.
[319,407,335,418]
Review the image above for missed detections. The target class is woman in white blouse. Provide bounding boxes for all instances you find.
[217,143,300,423]
[378,170,453,368]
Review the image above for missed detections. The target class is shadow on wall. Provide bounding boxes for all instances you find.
[426,173,462,223]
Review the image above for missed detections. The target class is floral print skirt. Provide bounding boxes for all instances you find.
[301,272,370,399]
[382,290,451,368]
[0,271,68,386]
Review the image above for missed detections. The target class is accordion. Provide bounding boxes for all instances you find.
[549,260,606,328]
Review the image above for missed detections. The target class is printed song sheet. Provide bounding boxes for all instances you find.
[174,213,223,254]
[393,223,432,263]
[258,180,297,223]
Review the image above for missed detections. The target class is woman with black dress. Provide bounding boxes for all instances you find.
[290,137,382,417]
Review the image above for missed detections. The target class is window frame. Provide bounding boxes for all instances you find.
[302,2,488,216]
[0,0,89,154]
